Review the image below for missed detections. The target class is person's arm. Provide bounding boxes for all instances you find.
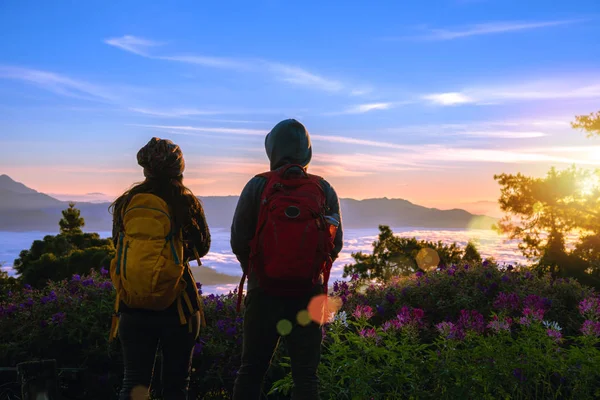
[183,203,211,263]
[230,176,265,273]
[321,179,344,260]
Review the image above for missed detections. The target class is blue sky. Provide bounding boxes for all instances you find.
[1,0,600,214]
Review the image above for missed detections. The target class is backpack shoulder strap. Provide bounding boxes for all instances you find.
[255,171,273,179]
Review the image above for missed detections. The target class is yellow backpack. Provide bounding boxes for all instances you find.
[109,193,204,341]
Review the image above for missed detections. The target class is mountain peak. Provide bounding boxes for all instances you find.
[0,174,40,195]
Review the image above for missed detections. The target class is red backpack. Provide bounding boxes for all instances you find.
[236,164,337,311]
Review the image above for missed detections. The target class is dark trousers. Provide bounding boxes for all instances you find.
[232,286,324,400]
[118,311,200,400]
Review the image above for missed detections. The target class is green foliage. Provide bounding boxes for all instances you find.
[59,202,85,235]
[13,232,114,288]
[494,166,600,288]
[2,260,600,398]
[272,263,600,399]
[463,240,483,264]
[343,225,481,284]
[0,263,20,301]
[338,262,594,339]
[13,201,115,288]
[572,110,600,137]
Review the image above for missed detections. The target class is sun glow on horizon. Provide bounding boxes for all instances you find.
[578,174,600,196]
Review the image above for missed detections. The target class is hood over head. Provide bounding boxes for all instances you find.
[264,119,312,171]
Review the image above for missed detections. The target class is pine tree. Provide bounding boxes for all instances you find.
[463,241,482,264]
[59,202,85,235]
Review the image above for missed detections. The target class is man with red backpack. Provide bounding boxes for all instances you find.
[231,119,343,399]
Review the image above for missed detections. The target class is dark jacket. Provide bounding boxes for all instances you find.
[230,119,344,292]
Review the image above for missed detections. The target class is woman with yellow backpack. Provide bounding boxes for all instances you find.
[109,137,211,400]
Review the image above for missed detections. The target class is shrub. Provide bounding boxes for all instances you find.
[13,232,114,288]
[1,261,599,398]
[343,225,482,283]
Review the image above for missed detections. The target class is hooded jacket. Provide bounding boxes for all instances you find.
[230,119,344,292]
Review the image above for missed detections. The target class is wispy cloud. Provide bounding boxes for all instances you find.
[104,35,163,56]
[159,123,600,167]
[129,108,227,118]
[342,102,393,114]
[402,19,586,41]
[133,124,266,136]
[160,55,249,69]
[423,78,600,106]
[139,123,421,150]
[0,65,118,103]
[104,35,361,94]
[266,63,344,92]
[423,92,473,106]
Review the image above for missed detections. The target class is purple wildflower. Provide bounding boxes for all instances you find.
[358,328,377,339]
[385,292,397,304]
[71,274,81,282]
[523,295,548,311]
[519,307,545,326]
[546,329,562,343]
[436,321,464,340]
[578,297,600,319]
[351,274,360,282]
[82,278,94,287]
[51,312,66,325]
[99,281,113,290]
[100,267,109,277]
[353,305,374,320]
[23,284,32,290]
[457,309,485,334]
[493,292,521,312]
[501,275,510,283]
[415,271,424,278]
[226,326,237,336]
[487,315,512,333]
[581,320,600,337]
[5,304,17,315]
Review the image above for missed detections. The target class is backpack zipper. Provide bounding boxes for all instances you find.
[122,241,130,279]
[115,232,125,276]
[124,205,172,222]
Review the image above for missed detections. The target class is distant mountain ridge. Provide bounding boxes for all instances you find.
[0,174,498,232]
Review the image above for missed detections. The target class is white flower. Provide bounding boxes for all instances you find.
[543,320,562,331]
[333,310,348,327]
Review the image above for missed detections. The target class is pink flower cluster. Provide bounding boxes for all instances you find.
[382,306,425,332]
[353,305,374,320]
[457,309,486,334]
[518,307,545,326]
[546,329,563,343]
[581,320,600,337]
[435,321,464,340]
[359,328,378,338]
[578,297,600,320]
[487,315,512,333]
